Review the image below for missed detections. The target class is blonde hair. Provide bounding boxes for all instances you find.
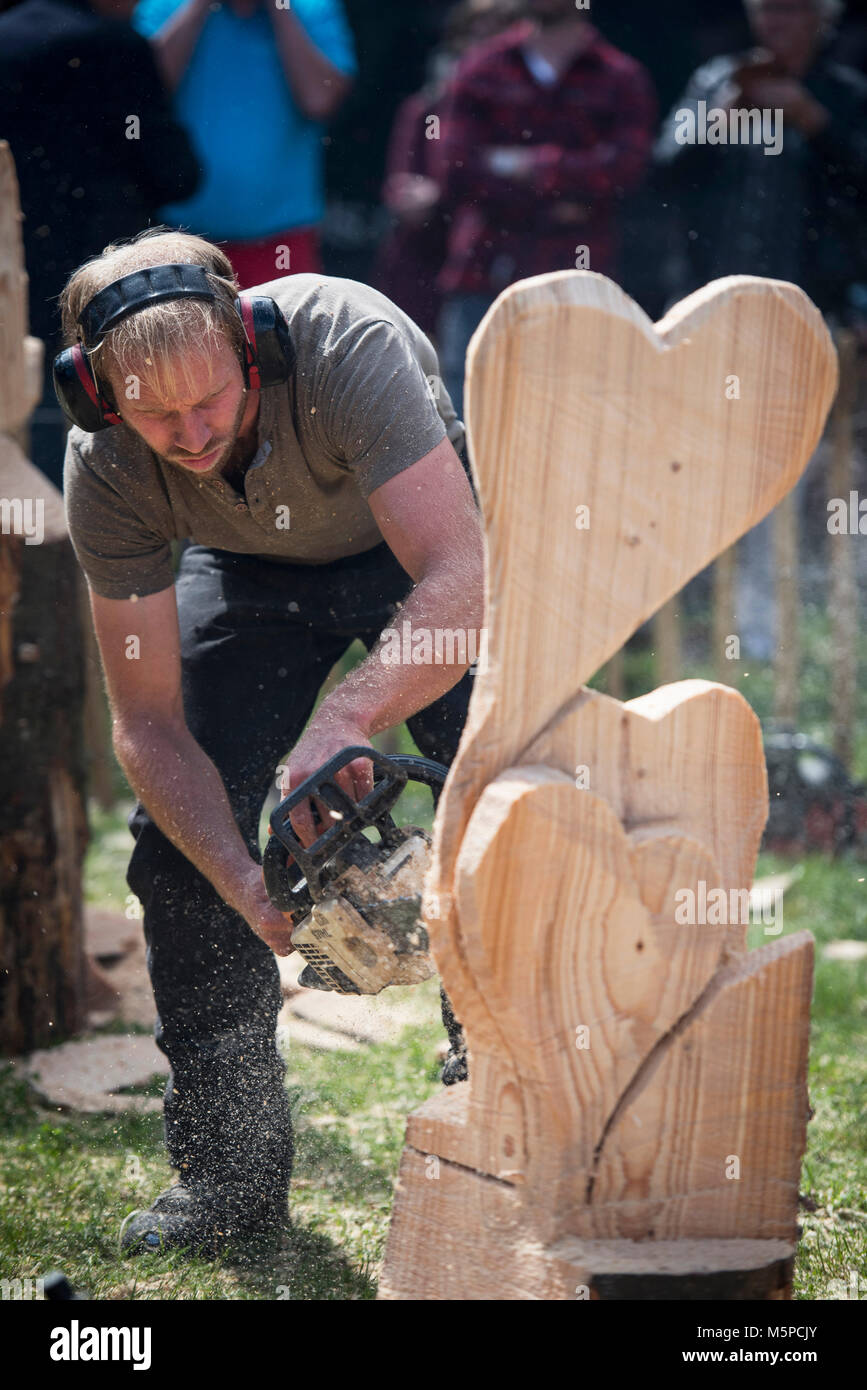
[59,227,245,406]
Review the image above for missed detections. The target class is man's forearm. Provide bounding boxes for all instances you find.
[318,561,485,738]
[114,717,256,911]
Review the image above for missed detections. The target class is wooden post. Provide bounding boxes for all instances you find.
[713,546,737,683]
[380,271,838,1300]
[653,598,681,686]
[773,491,800,726]
[829,330,858,772]
[603,648,624,701]
[0,143,89,1053]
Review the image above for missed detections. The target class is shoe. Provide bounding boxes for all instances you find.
[439,988,468,1085]
[119,1183,219,1257]
[119,1183,288,1259]
[441,1042,468,1086]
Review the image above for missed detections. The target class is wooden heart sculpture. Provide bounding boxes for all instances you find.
[380,273,836,1301]
[431,271,836,949]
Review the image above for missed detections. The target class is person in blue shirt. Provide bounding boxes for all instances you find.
[134,0,357,285]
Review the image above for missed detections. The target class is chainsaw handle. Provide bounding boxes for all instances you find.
[265,746,402,902]
[385,754,448,799]
[264,747,448,912]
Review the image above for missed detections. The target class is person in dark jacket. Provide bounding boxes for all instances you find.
[654,0,867,319]
[0,0,200,489]
[655,0,867,665]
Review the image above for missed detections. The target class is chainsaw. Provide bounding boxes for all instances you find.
[262,746,447,995]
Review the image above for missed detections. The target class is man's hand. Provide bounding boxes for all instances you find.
[740,76,830,137]
[227,861,296,956]
[484,146,536,180]
[383,172,441,225]
[280,714,375,848]
[549,200,589,225]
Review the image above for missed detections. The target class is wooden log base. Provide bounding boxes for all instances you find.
[379,1147,796,1300]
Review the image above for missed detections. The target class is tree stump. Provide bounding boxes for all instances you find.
[379,271,838,1300]
[0,141,88,1054]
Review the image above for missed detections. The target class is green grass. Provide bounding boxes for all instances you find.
[2,835,863,1298]
[0,995,445,1300]
[1,625,865,1299]
[747,852,867,1299]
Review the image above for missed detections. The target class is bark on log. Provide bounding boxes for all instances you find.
[0,445,89,1053]
[0,140,89,1054]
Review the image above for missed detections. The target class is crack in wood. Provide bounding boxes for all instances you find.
[584,961,725,1205]
[404,1142,518,1189]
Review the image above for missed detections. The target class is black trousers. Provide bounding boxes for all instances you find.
[125,539,473,1220]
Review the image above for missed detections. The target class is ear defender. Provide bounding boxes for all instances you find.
[53,342,123,433]
[53,263,294,432]
[235,294,295,392]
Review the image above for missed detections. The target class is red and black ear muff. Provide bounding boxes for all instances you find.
[234,294,294,391]
[53,342,122,433]
[236,294,261,391]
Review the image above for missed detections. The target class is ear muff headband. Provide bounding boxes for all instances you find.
[77,263,217,345]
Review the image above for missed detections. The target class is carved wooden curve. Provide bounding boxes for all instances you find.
[379,272,838,1300]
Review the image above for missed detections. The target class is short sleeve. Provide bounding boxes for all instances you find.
[63,438,176,601]
[314,318,448,498]
[293,0,358,78]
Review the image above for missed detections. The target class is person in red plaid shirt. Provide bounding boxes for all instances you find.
[433,0,657,416]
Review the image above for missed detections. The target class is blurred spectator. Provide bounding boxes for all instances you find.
[375,0,523,336]
[830,0,867,72]
[133,0,357,287]
[656,0,867,662]
[433,0,657,417]
[321,0,453,283]
[596,1,744,115]
[595,1,752,319]
[0,0,200,490]
[655,0,867,319]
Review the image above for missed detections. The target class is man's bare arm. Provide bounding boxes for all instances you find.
[88,585,293,953]
[282,435,485,841]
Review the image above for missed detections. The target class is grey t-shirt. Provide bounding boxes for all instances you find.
[63,274,464,600]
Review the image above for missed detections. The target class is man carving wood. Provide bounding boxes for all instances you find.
[58,228,484,1256]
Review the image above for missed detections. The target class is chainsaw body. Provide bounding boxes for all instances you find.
[263,747,447,994]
